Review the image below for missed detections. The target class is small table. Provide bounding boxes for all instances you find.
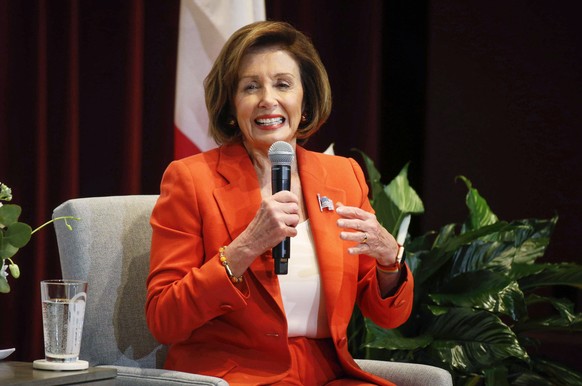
[0,361,117,385]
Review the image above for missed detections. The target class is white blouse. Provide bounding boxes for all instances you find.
[278,220,331,338]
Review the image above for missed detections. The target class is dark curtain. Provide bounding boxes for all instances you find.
[0,0,178,361]
[1,0,580,370]
[266,1,385,161]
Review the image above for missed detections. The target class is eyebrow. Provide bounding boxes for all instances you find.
[238,72,296,81]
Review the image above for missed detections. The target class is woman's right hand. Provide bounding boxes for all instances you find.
[224,190,300,276]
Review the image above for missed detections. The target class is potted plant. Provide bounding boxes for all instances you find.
[0,182,78,293]
[348,153,582,385]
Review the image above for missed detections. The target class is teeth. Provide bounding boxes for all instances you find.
[256,117,284,125]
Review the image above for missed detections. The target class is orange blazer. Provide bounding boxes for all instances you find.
[146,143,413,385]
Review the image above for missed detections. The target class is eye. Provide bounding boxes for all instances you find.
[276,81,291,89]
[243,82,259,92]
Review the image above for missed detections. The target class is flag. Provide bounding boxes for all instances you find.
[174,0,265,159]
[317,194,335,212]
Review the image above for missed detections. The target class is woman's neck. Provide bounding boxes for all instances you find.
[243,141,298,185]
[243,141,306,221]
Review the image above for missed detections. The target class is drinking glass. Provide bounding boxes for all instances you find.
[40,279,87,363]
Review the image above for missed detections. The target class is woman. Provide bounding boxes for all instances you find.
[146,21,413,386]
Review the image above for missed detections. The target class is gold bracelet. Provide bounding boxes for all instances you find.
[376,243,404,274]
[219,246,243,283]
[376,262,400,274]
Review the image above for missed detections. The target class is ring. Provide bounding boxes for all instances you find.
[361,232,368,244]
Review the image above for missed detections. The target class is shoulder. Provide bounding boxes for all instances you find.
[298,147,366,180]
[157,148,223,198]
[172,147,221,169]
[164,147,222,179]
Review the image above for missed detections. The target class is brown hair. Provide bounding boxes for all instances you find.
[204,21,332,145]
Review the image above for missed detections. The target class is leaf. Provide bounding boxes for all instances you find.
[354,151,424,235]
[445,218,555,275]
[4,222,32,248]
[509,263,547,281]
[0,276,10,293]
[425,308,528,374]
[525,294,576,322]
[0,233,20,259]
[409,222,509,287]
[403,231,436,276]
[504,217,556,264]
[483,365,510,386]
[385,164,424,214]
[0,220,32,258]
[440,222,510,254]
[406,248,451,288]
[449,240,515,274]
[532,358,582,386]
[402,250,422,277]
[518,263,582,291]
[427,305,450,316]
[511,371,554,386]
[353,150,406,234]
[363,319,433,350]
[372,189,400,233]
[457,176,498,232]
[0,204,22,227]
[516,294,582,333]
[353,150,383,201]
[430,271,527,320]
[406,230,436,253]
[432,224,458,250]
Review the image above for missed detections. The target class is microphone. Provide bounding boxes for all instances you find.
[268,141,295,275]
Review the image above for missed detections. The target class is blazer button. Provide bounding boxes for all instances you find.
[337,337,347,348]
[220,304,233,311]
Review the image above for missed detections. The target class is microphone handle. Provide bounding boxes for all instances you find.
[272,164,291,274]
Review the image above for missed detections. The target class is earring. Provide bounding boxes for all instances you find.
[226,117,237,127]
[301,113,308,123]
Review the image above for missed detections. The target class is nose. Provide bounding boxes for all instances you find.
[258,86,278,109]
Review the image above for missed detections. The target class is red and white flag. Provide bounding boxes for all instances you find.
[174,0,265,159]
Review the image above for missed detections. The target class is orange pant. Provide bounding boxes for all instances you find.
[275,337,379,386]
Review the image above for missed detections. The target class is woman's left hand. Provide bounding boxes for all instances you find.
[336,202,399,266]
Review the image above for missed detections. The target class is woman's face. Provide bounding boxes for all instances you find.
[234,46,304,154]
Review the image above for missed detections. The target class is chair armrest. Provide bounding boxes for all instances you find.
[97,365,229,386]
[356,359,452,386]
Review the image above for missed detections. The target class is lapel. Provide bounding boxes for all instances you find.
[296,147,346,327]
[213,143,262,240]
[212,144,282,304]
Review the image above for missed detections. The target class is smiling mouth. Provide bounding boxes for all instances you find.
[255,117,285,126]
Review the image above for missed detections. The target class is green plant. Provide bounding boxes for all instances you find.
[349,153,582,385]
[0,182,78,293]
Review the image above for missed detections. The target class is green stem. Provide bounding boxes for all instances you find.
[31,216,80,234]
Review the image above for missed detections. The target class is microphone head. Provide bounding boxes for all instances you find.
[268,141,295,166]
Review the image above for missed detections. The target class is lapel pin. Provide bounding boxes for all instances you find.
[317,193,335,212]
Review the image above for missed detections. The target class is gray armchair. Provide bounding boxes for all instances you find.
[53,195,452,386]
